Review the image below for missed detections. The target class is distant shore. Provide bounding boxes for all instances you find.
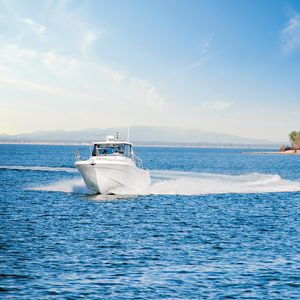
[244,150,300,155]
[0,141,279,149]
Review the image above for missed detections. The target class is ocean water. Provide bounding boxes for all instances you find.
[1,144,300,299]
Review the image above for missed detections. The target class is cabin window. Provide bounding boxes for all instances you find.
[124,144,131,158]
[92,144,132,157]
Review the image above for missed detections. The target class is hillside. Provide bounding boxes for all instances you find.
[0,126,278,146]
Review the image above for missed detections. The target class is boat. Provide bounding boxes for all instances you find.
[74,135,150,194]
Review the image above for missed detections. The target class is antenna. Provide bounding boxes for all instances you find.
[116,131,119,140]
[127,126,130,142]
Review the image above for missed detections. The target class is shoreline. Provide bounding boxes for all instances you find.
[244,150,300,155]
[0,141,279,149]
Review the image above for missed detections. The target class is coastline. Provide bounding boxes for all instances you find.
[0,141,279,149]
[244,150,300,155]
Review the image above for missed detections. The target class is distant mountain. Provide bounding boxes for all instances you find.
[0,126,277,145]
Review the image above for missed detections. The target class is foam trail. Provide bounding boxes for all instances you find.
[147,171,300,195]
[31,180,133,200]
[29,170,300,196]
[0,165,76,173]
[31,178,93,194]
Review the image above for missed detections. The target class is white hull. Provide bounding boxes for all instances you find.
[75,157,150,195]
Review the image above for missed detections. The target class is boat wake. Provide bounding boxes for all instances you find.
[31,178,92,194]
[0,165,76,173]
[148,171,300,195]
[30,170,300,196]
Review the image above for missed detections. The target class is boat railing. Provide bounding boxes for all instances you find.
[74,148,145,169]
[93,154,145,169]
[133,154,144,169]
[74,149,81,161]
[74,147,93,161]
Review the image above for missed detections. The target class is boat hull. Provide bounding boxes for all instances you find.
[75,159,150,195]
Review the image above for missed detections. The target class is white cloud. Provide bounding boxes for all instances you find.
[0,42,166,127]
[42,51,80,78]
[280,12,300,55]
[0,43,37,63]
[81,31,101,54]
[130,77,164,111]
[185,54,213,71]
[200,34,214,55]
[0,43,80,79]
[210,101,232,111]
[145,87,164,111]
[290,110,300,115]
[19,17,46,36]
[199,101,233,112]
[0,72,98,101]
[112,71,125,84]
[0,64,8,72]
[0,3,167,132]
[185,35,215,71]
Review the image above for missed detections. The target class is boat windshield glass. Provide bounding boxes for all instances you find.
[92,143,131,158]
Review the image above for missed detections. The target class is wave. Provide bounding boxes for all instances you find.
[31,178,93,194]
[0,165,76,173]
[148,171,300,195]
[30,170,300,196]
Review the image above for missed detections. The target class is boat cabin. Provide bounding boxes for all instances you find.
[92,142,133,158]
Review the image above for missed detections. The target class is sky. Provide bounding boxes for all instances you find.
[0,0,300,141]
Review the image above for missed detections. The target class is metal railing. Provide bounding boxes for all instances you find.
[74,147,92,161]
[74,149,81,161]
[133,155,144,169]
[74,148,145,169]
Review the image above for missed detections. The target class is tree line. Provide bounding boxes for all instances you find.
[289,131,300,149]
[280,131,300,151]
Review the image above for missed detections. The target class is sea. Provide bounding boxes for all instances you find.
[1,144,300,299]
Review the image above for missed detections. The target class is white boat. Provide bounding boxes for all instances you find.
[74,135,150,194]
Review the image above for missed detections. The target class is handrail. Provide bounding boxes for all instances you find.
[74,148,145,169]
[74,149,81,161]
[133,154,144,169]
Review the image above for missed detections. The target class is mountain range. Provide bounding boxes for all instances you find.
[0,126,280,146]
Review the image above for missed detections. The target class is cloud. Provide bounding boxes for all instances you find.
[185,34,215,71]
[42,51,80,78]
[185,54,214,71]
[130,77,164,111]
[0,42,165,116]
[0,72,98,101]
[290,110,300,115]
[199,101,233,112]
[280,12,300,56]
[112,71,125,84]
[81,31,101,54]
[0,2,167,131]
[91,64,165,113]
[0,43,79,78]
[200,34,214,55]
[0,64,8,72]
[19,17,46,36]
[210,101,232,111]
[0,43,37,66]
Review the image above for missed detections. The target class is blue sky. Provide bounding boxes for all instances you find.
[0,0,300,141]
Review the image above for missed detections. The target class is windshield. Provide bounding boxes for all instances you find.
[92,143,131,158]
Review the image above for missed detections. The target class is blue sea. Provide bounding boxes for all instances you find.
[1,144,300,299]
